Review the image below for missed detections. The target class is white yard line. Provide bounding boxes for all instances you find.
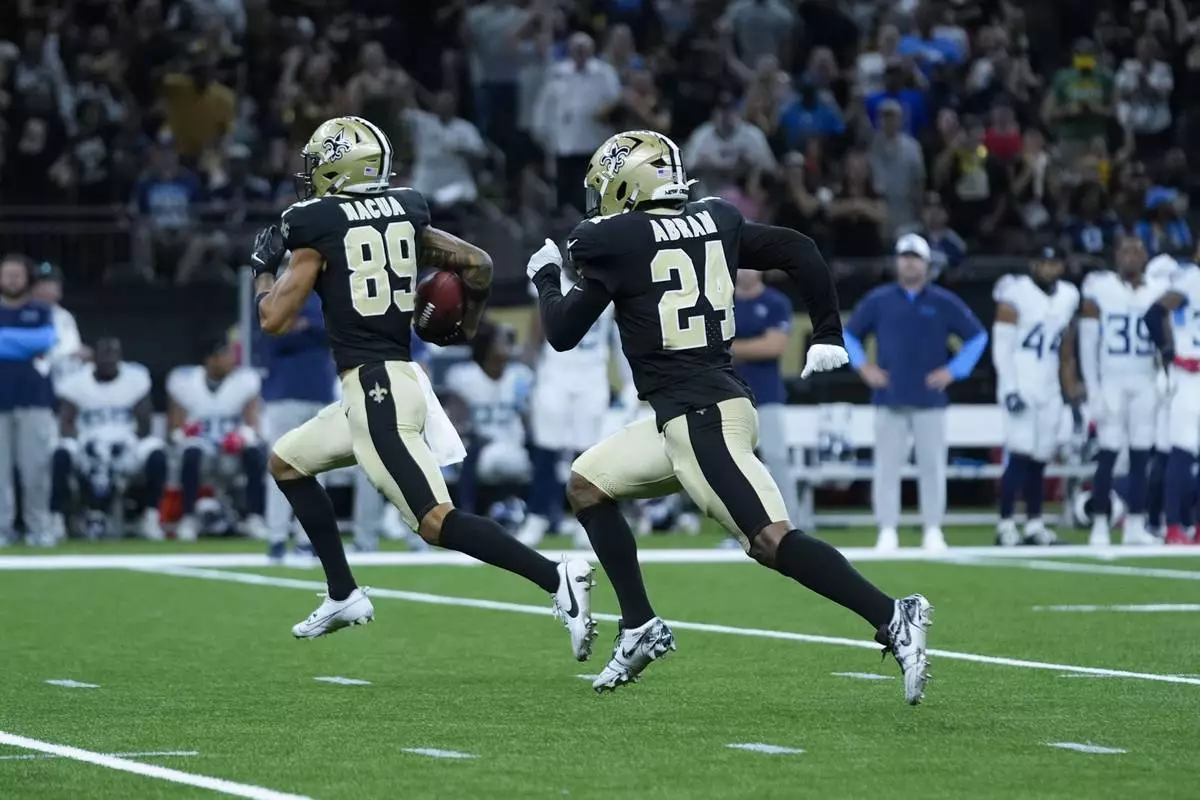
[0,732,311,800]
[400,748,476,760]
[830,672,894,681]
[313,677,371,686]
[44,679,99,689]
[138,566,1200,689]
[1046,742,1126,755]
[955,557,1200,581]
[1035,604,1200,613]
[0,750,199,762]
[727,743,804,755]
[1,545,1197,571]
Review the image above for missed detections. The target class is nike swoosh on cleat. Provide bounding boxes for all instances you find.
[564,582,579,619]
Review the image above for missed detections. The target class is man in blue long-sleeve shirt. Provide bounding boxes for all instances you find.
[260,293,337,560]
[844,234,988,551]
[0,256,59,546]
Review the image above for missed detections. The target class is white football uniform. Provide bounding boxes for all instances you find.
[994,274,1080,460]
[1165,264,1200,454]
[166,366,261,455]
[444,361,534,483]
[1146,256,1182,451]
[1082,271,1166,451]
[531,305,628,452]
[55,362,161,473]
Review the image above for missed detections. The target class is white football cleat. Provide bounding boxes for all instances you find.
[175,514,199,542]
[592,617,676,693]
[292,588,374,639]
[1121,514,1160,545]
[139,508,165,541]
[995,518,1020,547]
[880,594,933,705]
[516,513,550,548]
[875,527,899,551]
[552,558,597,661]
[921,526,947,553]
[241,514,269,541]
[1023,519,1057,546]
[1088,517,1111,547]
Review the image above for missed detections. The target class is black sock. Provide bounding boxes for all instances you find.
[774,530,894,629]
[577,501,655,628]
[277,476,356,601]
[440,509,560,593]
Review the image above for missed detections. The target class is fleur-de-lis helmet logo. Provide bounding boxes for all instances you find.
[599,142,632,177]
[321,128,353,163]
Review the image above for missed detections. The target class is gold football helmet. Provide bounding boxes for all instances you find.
[583,130,692,217]
[294,116,394,200]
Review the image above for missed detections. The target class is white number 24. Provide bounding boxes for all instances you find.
[651,242,736,351]
[345,221,418,317]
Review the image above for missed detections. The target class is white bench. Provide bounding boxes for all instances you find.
[780,405,1092,529]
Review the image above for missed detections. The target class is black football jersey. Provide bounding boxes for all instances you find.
[567,197,752,425]
[281,187,431,372]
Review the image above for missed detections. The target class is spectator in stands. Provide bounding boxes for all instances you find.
[600,23,643,84]
[775,148,827,234]
[1042,39,1115,161]
[6,79,68,205]
[532,32,621,214]
[610,67,671,134]
[1010,127,1057,236]
[131,139,207,283]
[1063,179,1120,256]
[60,99,120,205]
[1116,35,1176,162]
[898,7,965,77]
[731,268,798,524]
[798,46,843,110]
[983,101,1023,164]
[868,98,926,234]
[463,0,529,169]
[681,93,778,198]
[1159,147,1197,212]
[856,23,908,97]
[159,58,235,163]
[666,7,735,138]
[738,55,792,149]
[720,0,796,70]
[905,192,967,278]
[932,115,1009,246]
[344,41,410,153]
[1135,186,1194,256]
[406,91,488,222]
[278,51,341,148]
[204,142,272,277]
[843,234,988,552]
[827,149,887,258]
[1111,159,1151,235]
[779,80,845,154]
[865,62,929,137]
[0,255,57,547]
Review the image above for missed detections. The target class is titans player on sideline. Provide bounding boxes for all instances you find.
[248,116,597,659]
[528,130,932,705]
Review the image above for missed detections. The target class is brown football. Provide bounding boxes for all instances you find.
[414,270,465,339]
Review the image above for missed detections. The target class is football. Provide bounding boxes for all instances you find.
[414,270,465,340]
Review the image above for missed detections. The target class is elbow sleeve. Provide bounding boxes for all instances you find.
[1077,318,1101,389]
[991,322,1018,395]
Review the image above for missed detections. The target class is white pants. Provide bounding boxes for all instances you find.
[756,403,801,525]
[1005,400,1062,462]
[531,378,609,452]
[264,400,326,543]
[872,407,947,529]
[1096,378,1158,451]
[1167,370,1200,455]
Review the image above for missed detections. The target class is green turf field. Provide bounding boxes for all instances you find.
[2,531,1199,799]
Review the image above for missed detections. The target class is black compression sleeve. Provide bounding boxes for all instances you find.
[739,223,843,346]
[530,266,612,351]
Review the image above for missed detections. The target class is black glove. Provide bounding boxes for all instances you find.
[1004,392,1027,414]
[250,225,285,277]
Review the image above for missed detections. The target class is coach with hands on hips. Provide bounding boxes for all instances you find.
[843,234,988,552]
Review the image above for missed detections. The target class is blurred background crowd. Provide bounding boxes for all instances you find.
[4,0,1200,286]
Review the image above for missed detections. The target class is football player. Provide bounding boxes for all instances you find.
[527,130,931,705]
[519,296,635,548]
[1144,254,1182,535]
[249,116,596,656]
[166,337,266,542]
[1144,251,1200,544]
[444,322,534,515]
[51,338,166,540]
[992,246,1080,547]
[1077,237,1163,546]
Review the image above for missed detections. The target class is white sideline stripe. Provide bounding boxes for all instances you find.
[44,679,99,689]
[1046,742,1126,755]
[727,743,804,755]
[313,676,371,686]
[1058,673,1118,679]
[0,732,312,800]
[2,544,1199,571]
[830,672,894,681]
[401,748,475,760]
[139,566,1200,689]
[0,750,199,762]
[574,674,599,681]
[1035,604,1200,613]
[958,557,1200,581]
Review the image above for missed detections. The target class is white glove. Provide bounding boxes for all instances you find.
[1087,390,1111,425]
[525,237,563,280]
[801,343,849,379]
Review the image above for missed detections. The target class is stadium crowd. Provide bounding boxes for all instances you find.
[2,0,1200,550]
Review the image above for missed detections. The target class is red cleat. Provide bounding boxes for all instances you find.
[1164,525,1191,545]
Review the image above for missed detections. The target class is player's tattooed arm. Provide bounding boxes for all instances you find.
[1058,319,1085,402]
[133,395,153,439]
[59,399,78,439]
[530,260,612,351]
[738,223,843,346]
[422,226,493,338]
[257,248,322,335]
